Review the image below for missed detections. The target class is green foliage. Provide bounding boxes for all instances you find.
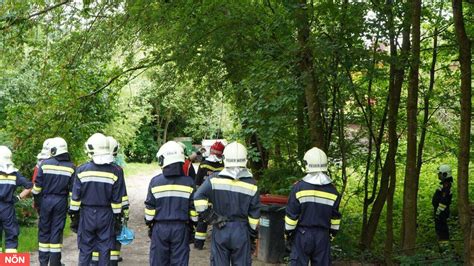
[104,79,151,152]
[125,117,158,163]
[334,155,473,262]
[14,198,36,226]
[397,251,462,266]
[258,166,302,195]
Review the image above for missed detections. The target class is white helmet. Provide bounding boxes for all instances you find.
[438,164,452,181]
[0,146,13,165]
[303,147,327,173]
[85,133,113,164]
[223,142,247,168]
[37,138,53,160]
[50,137,68,156]
[107,136,119,157]
[0,146,16,174]
[156,141,185,168]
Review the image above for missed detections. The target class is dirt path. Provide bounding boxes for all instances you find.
[29,166,279,266]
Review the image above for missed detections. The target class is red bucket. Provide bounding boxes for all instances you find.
[260,194,288,205]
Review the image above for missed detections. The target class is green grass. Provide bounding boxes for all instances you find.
[15,215,71,252]
[123,162,157,177]
[17,226,37,252]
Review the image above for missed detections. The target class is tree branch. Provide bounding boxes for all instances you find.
[78,63,156,99]
[0,0,70,30]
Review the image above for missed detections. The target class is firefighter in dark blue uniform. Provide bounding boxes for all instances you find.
[145,141,197,266]
[92,136,129,265]
[69,133,124,266]
[0,146,33,253]
[285,147,341,266]
[194,141,225,250]
[32,137,75,266]
[194,142,260,266]
[432,164,453,252]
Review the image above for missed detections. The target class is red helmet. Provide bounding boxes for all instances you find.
[210,141,225,157]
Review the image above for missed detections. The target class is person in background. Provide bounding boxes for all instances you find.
[181,143,196,179]
[193,141,225,250]
[31,138,53,211]
[285,147,341,266]
[33,138,53,183]
[0,146,33,253]
[432,164,454,252]
[199,148,207,161]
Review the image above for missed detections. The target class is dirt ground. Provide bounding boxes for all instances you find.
[29,166,282,266]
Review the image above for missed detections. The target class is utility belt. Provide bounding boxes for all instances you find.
[202,208,247,229]
[43,193,68,197]
[81,204,111,208]
[296,225,330,232]
[221,217,247,223]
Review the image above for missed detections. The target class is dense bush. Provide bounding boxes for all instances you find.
[125,119,158,163]
[258,166,302,195]
[15,198,37,226]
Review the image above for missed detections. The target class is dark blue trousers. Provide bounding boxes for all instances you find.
[0,202,18,252]
[91,240,121,266]
[194,218,208,245]
[289,227,331,266]
[150,222,190,266]
[77,207,114,266]
[435,217,449,241]
[210,221,251,266]
[38,195,68,266]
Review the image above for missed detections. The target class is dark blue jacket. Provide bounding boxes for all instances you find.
[144,163,196,223]
[0,171,32,203]
[432,181,452,220]
[111,163,129,209]
[194,173,260,230]
[70,161,124,214]
[32,154,75,196]
[285,180,341,235]
[195,160,224,186]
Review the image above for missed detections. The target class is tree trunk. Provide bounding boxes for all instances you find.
[385,169,396,264]
[153,100,163,147]
[360,1,411,249]
[294,0,325,150]
[336,87,348,197]
[162,111,171,144]
[470,205,474,263]
[362,34,381,242]
[416,5,440,180]
[452,0,472,263]
[401,0,421,255]
[274,143,282,167]
[247,133,268,180]
[296,92,307,161]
